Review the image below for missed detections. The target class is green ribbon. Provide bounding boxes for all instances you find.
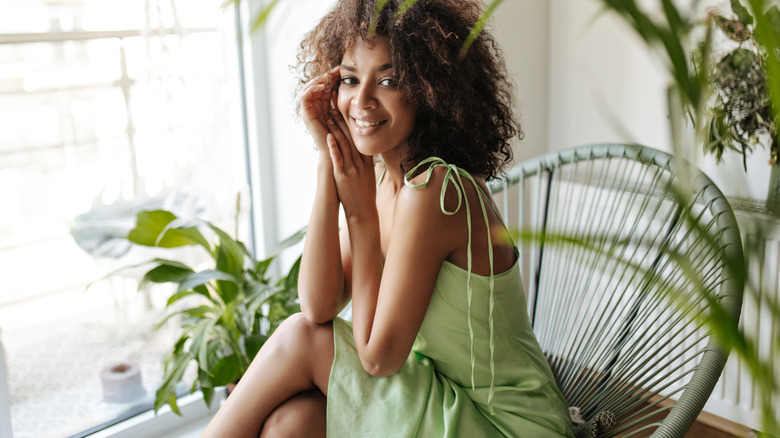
[404,157,497,414]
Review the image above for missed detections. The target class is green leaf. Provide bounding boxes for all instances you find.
[731,0,754,25]
[166,289,202,307]
[208,224,247,303]
[200,383,214,408]
[250,0,283,33]
[127,210,210,251]
[177,269,238,294]
[188,318,218,372]
[156,304,218,330]
[458,0,505,61]
[244,334,268,360]
[183,305,217,319]
[210,353,244,386]
[141,263,194,287]
[268,225,307,258]
[251,257,273,282]
[154,349,191,415]
[278,255,302,292]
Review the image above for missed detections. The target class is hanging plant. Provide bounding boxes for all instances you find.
[704,0,779,169]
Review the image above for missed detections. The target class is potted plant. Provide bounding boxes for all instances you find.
[702,0,780,210]
[121,208,304,414]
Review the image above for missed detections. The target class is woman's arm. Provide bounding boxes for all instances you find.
[297,68,352,323]
[326,125,457,376]
[348,174,456,376]
[297,154,351,323]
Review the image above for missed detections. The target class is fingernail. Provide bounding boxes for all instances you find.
[327,118,334,125]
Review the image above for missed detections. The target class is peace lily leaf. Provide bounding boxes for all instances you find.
[177,269,238,293]
[208,223,247,302]
[183,305,218,319]
[127,210,210,251]
[188,318,218,372]
[244,334,269,361]
[141,263,194,285]
[199,377,214,408]
[267,225,307,258]
[278,255,302,291]
[210,353,244,386]
[252,257,273,282]
[154,349,190,415]
[166,289,201,307]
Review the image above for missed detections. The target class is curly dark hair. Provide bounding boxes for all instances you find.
[296,0,522,180]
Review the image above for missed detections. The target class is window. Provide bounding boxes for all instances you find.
[0,0,247,436]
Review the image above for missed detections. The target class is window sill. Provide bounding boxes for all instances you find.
[84,388,225,438]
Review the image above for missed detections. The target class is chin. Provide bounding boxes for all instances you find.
[354,143,380,157]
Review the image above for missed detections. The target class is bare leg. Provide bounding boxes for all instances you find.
[201,314,334,438]
[259,390,326,438]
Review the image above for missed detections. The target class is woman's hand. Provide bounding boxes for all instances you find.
[326,107,377,220]
[301,66,341,152]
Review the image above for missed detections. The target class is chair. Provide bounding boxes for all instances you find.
[489,144,745,437]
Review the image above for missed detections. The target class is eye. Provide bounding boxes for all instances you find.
[340,76,357,86]
[379,77,397,88]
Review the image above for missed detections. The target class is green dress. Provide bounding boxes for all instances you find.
[327,158,574,437]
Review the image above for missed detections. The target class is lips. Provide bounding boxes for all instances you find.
[353,117,386,128]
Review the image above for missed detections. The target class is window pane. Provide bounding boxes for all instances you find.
[0,1,245,436]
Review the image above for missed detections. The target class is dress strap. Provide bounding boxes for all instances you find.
[404,157,498,415]
[376,166,387,188]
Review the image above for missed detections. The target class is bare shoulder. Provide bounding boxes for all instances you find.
[398,164,484,216]
[393,165,467,239]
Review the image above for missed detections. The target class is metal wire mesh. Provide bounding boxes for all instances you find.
[490,144,744,438]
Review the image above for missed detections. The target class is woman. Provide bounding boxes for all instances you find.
[203,0,574,436]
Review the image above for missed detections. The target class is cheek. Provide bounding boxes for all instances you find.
[337,93,350,120]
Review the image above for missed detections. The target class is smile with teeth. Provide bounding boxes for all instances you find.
[354,118,385,128]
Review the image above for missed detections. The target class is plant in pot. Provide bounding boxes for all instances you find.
[702,0,780,211]
[121,208,304,414]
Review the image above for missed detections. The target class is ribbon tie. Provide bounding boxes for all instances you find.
[404,157,497,415]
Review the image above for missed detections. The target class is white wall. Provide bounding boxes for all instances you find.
[493,0,550,163]
[257,0,774,248]
[259,0,549,250]
[547,0,772,199]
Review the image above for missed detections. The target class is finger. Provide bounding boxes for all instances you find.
[327,116,352,170]
[301,84,327,110]
[330,88,338,111]
[326,133,343,172]
[330,108,354,148]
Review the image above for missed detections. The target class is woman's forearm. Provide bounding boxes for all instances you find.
[298,156,346,323]
[345,212,386,375]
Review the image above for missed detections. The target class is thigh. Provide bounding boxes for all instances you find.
[259,390,327,438]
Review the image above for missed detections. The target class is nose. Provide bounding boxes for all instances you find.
[354,83,378,110]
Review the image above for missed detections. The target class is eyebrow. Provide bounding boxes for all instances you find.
[340,63,394,73]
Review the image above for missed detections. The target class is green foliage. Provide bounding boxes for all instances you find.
[598,0,780,435]
[124,209,304,414]
[704,1,779,169]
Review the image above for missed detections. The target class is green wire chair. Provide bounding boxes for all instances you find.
[489,144,745,437]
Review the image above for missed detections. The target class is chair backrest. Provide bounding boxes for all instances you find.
[489,144,744,438]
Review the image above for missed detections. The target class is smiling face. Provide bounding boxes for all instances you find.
[337,36,416,159]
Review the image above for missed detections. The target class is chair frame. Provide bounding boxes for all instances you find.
[490,144,744,437]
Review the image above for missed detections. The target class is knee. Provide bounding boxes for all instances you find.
[275,313,332,346]
[259,391,326,438]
